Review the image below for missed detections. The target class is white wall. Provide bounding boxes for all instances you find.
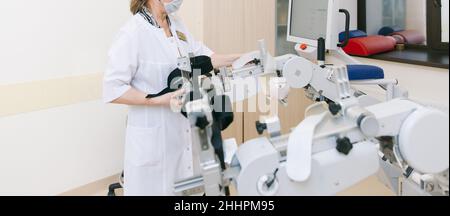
[0,0,203,85]
[178,0,204,41]
[0,102,127,195]
[0,0,131,85]
[0,0,210,196]
[357,58,449,111]
[0,0,131,195]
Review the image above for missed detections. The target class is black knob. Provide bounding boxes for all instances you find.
[403,166,414,178]
[256,121,267,135]
[195,115,210,129]
[336,137,353,155]
[329,103,342,116]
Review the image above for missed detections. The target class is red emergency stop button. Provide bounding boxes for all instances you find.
[299,44,308,50]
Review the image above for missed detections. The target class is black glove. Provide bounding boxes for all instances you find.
[190,55,214,77]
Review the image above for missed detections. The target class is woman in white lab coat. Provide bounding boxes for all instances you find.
[103,0,239,196]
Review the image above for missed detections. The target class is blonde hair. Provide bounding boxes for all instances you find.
[130,0,147,15]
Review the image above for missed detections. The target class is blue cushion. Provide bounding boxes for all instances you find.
[378,26,404,36]
[339,30,367,42]
[347,65,385,81]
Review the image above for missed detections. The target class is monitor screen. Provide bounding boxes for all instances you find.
[289,0,329,41]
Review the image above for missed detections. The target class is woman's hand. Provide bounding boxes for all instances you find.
[211,54,242,68]
[152,88,185,109]
[111,87,186,108]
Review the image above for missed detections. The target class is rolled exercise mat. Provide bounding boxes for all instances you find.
[378,26,404,36]
[339,30,367,42]
[343,35,396,56]
[391,30,426,45]
[385,36,398,45]
[390,35,406,44]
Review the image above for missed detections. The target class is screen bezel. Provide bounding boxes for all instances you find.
[286,0,338,49]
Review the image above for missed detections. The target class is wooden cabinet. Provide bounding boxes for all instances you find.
[203,0,312,143]
[203,0,246,143]
[203,0,246,53]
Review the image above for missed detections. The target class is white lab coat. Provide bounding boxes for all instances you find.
[103,14,213,196]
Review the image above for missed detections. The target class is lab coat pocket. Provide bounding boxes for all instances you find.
[126,125,163,167]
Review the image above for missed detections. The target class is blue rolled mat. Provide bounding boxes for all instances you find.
[378,26,404,36]
[339,30,367,42]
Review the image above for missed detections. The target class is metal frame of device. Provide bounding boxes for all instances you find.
[287,0,339,50]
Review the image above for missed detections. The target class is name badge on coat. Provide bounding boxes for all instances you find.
[176,31,188,43]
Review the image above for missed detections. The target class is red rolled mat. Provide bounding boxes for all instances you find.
[343,35,396,56]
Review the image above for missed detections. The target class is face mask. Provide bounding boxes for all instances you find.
[164,0,183,14]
